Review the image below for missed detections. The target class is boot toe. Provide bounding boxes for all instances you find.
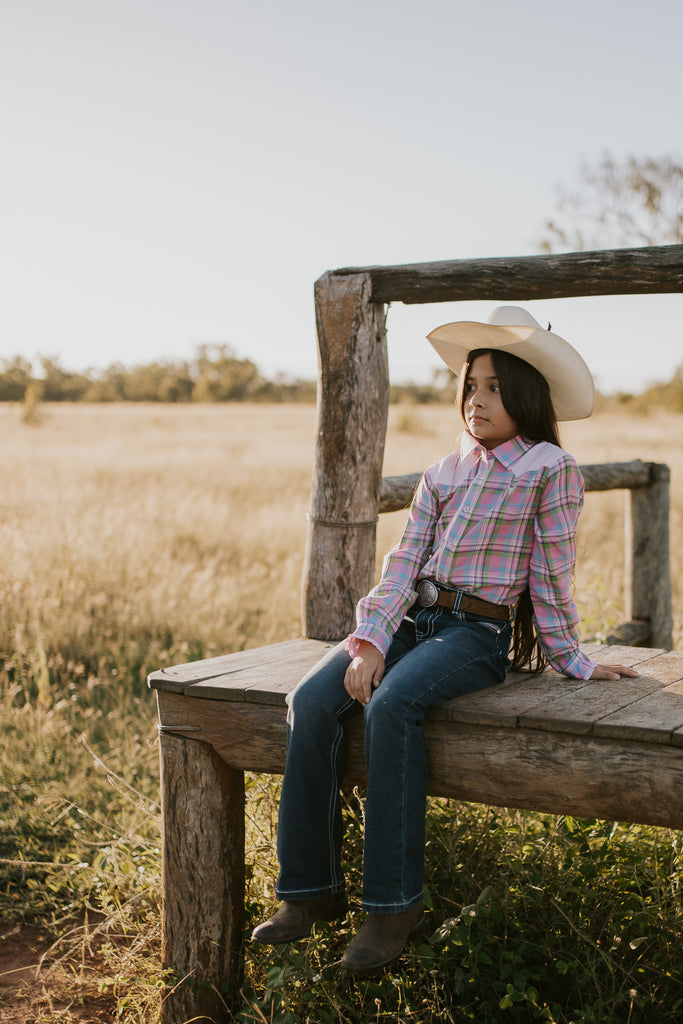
[341,904,425,973]
[251,894,347,945]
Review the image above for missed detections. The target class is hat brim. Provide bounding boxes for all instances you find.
[427,321,595,421]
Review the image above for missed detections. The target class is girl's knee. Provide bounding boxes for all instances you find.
[364,687,411,728]
[287,681,329,728]
[286,665,350,729]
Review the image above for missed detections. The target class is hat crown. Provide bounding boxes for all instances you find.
[426,306,596,421]
[486,306,543,331]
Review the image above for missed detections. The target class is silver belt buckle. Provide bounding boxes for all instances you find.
[417,579,439,608]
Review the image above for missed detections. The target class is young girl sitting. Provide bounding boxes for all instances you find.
[252,306,637,973]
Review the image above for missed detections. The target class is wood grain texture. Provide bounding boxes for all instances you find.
[627,466,672,649]
[303,272,389,640]
[421,721,683,828]
[331,244,683,304]
[155,643,683,822]
[158,730,245,1024]
[158,690,289,773]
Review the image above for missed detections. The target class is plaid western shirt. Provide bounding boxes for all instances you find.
[351,431,596,679]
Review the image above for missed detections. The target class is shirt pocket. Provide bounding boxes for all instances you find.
[464,477,541,522]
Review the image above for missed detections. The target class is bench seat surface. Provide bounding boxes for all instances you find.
[149,639,683,744]
[149,641,683,828]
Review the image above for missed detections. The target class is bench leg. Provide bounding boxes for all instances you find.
[159,731,245,1024]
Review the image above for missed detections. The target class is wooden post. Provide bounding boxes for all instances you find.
[626,463,673,650]
[303,271,389,640]
[159,731,245,1024]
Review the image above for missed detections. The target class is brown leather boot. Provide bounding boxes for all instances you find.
[340,902,426,973]
[251,893,348,944]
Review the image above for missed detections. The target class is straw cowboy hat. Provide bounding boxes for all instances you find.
[427,306,596,421]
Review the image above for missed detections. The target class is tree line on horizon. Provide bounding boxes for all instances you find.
[2,158,681,412]
[0,344,317,405]
[1,341,682,413]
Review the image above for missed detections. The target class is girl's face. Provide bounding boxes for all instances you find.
[463,352,519,449]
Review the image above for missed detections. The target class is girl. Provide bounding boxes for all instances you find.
[252,306,637,973]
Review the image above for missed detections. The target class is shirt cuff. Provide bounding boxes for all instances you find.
[345,633,387,659]
[555,649,598,679]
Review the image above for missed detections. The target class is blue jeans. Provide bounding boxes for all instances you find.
[275,604,512,913]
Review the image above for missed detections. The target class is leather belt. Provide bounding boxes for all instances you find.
[416,579,511,621]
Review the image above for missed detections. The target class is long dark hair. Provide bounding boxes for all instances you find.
[457,348,561,672]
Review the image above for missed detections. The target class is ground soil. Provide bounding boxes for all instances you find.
[0,921,116,1024]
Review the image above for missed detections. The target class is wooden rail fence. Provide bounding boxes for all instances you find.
[150,243,680,1022]
[304,244,680,647]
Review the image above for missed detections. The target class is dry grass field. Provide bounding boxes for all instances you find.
[1,401,680,662]
[0,401,681,1023]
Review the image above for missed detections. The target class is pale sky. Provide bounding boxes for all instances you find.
[1,0,681,395]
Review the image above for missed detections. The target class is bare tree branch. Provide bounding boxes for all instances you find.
[539,153,683,253]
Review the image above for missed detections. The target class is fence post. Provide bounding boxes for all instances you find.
[158,731,245,1024]
[302,271,389,641]
[626,463,673,650]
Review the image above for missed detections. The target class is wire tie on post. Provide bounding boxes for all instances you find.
[307,513,378,528]
[158,725,201,733]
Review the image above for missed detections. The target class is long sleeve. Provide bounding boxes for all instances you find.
[350,471,442,656]
[528,459,596,678]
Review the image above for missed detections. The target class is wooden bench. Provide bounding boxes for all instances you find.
[148,244,681,1022]
[150,641,683,1023]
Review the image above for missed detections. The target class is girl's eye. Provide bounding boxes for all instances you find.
[490,384,500,393]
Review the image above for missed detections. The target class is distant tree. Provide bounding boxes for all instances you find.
[39,356,92,402]
[192,344,264,401]
[119,360,187,402]
[539,153,683,253]
[158,371,193,403]
[0,356,34,401]
[83,364,127,402]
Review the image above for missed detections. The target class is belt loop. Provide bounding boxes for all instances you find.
[452,589,463,614]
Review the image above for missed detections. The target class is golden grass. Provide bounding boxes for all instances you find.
[0,401,680,1022]
[0,401,680,668]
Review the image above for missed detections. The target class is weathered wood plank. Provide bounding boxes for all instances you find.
[437,673,590,729]
[158,691,290,774]
[421,721,683,828]
[186,642,335,703]
[303,272,389,640]
[605,620,651,647]
[158,730,244,1024]
[627,463,673,649]
[157,649,683,773]
[149,638,332,694]
[331,245,683,304]
[518,676,666,735]
[436,645,666,727]
[592,653,683,744]
[594,684,683,745]
[157,687,683,829]
[379,472,422,512]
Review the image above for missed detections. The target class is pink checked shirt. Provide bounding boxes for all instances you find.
[350,431,597,679]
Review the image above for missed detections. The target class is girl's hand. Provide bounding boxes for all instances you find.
[589,662,640,681]
[344,641,385,705]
